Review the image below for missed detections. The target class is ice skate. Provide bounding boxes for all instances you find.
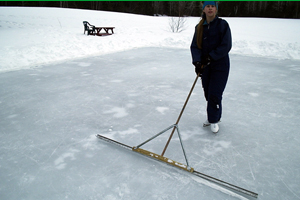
[203,120,211,127]
[211,123,219,133]
[203,120,221,127]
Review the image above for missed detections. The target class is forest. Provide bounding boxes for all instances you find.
[1,1,300,18]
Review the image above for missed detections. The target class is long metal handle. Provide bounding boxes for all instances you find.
[161,73,201,156]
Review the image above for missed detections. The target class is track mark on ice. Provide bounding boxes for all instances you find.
[191,175,248,200]
[248,163,256,181]
[281,179,300,199]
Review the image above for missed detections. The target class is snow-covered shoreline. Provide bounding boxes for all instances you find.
[1,7,300,72]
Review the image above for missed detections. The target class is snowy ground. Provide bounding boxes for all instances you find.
[0,7,300,72]
[1,7,300,200]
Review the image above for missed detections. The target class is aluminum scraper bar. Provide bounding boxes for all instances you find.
[96,134,258,198]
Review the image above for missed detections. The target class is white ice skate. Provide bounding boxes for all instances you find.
[211,123,219,133]
[203,120,221,128]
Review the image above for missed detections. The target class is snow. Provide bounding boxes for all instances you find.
[1,7,300,200]
[1,7,300,72]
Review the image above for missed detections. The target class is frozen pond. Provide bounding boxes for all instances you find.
[1,48,300,200]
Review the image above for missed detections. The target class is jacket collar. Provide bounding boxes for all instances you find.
[203,15,218,25]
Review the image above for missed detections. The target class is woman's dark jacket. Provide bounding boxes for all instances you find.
[190,16,232,71]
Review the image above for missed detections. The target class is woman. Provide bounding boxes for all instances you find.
[190,1,232,133]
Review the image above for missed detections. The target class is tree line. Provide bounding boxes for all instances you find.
[1,1,299,18]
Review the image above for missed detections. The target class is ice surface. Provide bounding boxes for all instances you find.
[1,7,300,200]
[1,47,300,200]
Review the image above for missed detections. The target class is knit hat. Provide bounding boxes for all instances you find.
[202,1,218,10]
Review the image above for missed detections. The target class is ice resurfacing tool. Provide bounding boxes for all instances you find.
[97,73,258,199]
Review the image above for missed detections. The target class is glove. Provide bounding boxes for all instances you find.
[201,55,212,66]
[194,62,203,77]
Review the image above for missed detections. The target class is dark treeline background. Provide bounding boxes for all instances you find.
[1,1,299,18]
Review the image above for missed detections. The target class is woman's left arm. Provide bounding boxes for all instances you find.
[209,20,232,61]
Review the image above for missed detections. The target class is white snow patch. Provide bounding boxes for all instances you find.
[110,80,124,83]
[103,107,128,118]
[54,149,80,170]
[1,7,300,73]
[156,107,169,115]
[248,92,259,97]
[118,128,139,136]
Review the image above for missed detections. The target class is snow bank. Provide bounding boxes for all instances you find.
[0,7,299,72]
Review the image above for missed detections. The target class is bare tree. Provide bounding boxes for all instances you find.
[169,16,187,33]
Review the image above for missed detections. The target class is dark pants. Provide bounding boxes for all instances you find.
[201,67,229,123]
